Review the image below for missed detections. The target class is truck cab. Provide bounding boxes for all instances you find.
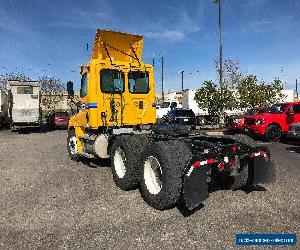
[68,30,156,155]
[244,102,300,141]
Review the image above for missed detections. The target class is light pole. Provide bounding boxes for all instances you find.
[161,56,164,102]
[213,0,223,89]
[180,70,184,91]
[213,0,224,124]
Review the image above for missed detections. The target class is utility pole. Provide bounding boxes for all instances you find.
[296,79,299,98]
[213,0,224,124]
[152,58,155,67]
[161,56,164,102]
[180,71,184,91]
[213,0,223,88]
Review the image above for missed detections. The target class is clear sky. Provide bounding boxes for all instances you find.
[0,0,299,92]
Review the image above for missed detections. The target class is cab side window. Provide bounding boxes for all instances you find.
[100,69,124,93]
[80,73,88,98]
[171,102,177,109]
[293,104,300,113]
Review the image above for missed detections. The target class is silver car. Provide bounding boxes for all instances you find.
[287,123,300,139]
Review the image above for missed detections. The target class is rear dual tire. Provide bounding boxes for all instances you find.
[139,140,192,210]
[110,135,149,190]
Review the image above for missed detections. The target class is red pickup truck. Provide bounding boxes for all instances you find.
[226,107,267,133]
[244,102,300,141]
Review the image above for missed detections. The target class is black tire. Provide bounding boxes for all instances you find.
[265,125,281,142]
[139,140,192,210]
[197,116,207,125]
[110,135,150,191]
[67,129,81,161]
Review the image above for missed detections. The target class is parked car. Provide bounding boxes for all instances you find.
[156,99,182,119]
[47,111,69,129]
[244,102,300,141]
[226,107,267,133]
[162,108,197,129]
[287,122,300,140]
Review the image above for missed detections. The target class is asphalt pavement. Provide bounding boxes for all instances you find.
[0,130,299,249]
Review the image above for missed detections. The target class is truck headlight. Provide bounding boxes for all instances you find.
[256,119,265,125]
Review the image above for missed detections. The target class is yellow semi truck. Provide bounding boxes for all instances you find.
[67,30,276,210]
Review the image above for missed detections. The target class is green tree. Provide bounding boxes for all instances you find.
[0,72,31,91]
[238,76,285,109]
[215,58,243,89]
[39,76,66,111]
[194,80,236,118]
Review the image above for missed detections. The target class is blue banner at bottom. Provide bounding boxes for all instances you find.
[236,233,297,246]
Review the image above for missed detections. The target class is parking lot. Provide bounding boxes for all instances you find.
[0,130,299,249]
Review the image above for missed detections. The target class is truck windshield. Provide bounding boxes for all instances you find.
[160,102,170,108]
[100,69,125,93]
[267,104,288,114]
[128,71,149,94]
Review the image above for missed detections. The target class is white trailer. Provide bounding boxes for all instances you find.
[156,99,182,119]
[182,89,223,124]
[8,80,41,130]
[279,89,296,102]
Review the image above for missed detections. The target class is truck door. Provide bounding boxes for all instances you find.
[127,71,150,125]
[100,69,125,126]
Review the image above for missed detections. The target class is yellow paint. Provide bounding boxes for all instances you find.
[69,29,156,139]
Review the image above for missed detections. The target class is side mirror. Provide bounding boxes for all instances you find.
[67,81,74,98]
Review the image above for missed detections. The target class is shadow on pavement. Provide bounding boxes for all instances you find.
[15,125,54,134]
[233,184,267,194]
[177,202,204,217]
[177,182,267,217]
[81,157,110,168]
[286,146,300,154]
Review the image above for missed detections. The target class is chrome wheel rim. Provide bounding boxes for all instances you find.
[114,147,126,178]
[144,156,162,195]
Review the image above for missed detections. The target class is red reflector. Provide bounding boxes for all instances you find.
[259,151,266,156]
[207,158,215,165]
[218,162,225,171]
[229,160,235,169]
[232,146,237,152]
[192,161,201,167]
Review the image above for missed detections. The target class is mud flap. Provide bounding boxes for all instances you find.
[252,156,277,185]
[183,166,209,210]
